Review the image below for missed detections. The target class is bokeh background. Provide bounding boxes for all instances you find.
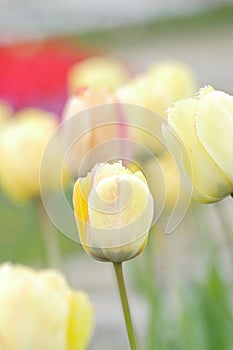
[0,1,233,349]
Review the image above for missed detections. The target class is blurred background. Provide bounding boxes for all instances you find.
[0,1,233,349]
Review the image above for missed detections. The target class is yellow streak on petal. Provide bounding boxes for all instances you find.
[67,291,94,350]
[73,174,91,243]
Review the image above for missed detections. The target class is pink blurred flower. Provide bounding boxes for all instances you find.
[0,38,91,116]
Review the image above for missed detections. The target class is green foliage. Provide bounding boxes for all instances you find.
[0,193,80,265]
[132,233,233,350]
[77,4,233,48]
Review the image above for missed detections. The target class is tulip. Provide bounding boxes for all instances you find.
[63,87,113,117]
[0,108,58,202]
[0,100,12,126]
[68,57,129,94]
[147,60,197,115]
[62,88,129,177]
[144,151,186,211]
[116,61,197,156]
[0,263,94,350]
[166,86,233,203]
[117,60,197,117]
[73,161,154,263]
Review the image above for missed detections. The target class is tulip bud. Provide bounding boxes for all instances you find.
[166,86,233,203]
[68,57,129,94]
[73,161,154,262]
[0,108,59,202]
[0,263,94,350]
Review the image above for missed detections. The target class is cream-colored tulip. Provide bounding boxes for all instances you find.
[116,76,165,156]
[117,60,197,117]
[144,151,186,211]
[0,263,94,350]
[68,57,129,93]
[0,108,58,202]
[62,88,128,177]
[147,61,197,114]
[63,88,114,118]
[166,86,233,203]
[116,61,197,156]
[0,100,12,126]
[73,161,154,262]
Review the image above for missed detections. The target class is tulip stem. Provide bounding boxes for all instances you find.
[37,200,63,270]
[113,262,137,350]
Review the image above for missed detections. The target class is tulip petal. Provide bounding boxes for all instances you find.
[73,175,91,239]
[67,291,94,350]
[88,173,153,254]
[196,91,233,188]
[168,99,232,202]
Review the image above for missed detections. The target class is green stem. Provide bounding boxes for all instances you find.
[113,262,137,350]
[37,200,63,270]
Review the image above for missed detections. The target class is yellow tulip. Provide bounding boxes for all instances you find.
[166,86,233,203]
[0,108,58,202]
[68,57,129,93]
[144,151,186,211]
[0,100,12,126]
[0,263,94,350]
[116,61,197,156]
[116,75,149,109]
[117,60,197,117]
[73,161,154,262]
[147,60,197,115]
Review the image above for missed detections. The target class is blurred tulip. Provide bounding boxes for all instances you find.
[62,88,129,177]
[0,100,13,126]
[144,151,186,211]
[147,60,197,115]
[73,161,154,263]
[0,263,94,350]
[116,61,197,156]
[166,86,233,203]
[68,57,129,93]
[63,87,114,117]
[0,108,58,202]
[116,75,148,108]
[117,60,197,117]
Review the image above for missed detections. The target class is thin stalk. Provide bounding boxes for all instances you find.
[113,262,137,350]
[143,231,160,350]
[37,199,62,269]
[214,201,233,278]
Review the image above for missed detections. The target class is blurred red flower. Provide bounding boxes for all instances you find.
[0,38,91,117]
